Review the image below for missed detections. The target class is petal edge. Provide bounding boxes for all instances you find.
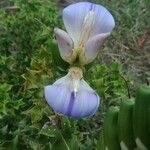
[54,28,74,63]
[81,32,110,64]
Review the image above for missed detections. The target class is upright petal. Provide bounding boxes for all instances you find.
[89,4,115,36]
[63,2,115,47]
[54,28,74,63]
[81,33,110,64]
[63,2,95,46]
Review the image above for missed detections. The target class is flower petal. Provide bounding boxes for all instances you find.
[70,90,100,119]
[81,33,110,64]
[69,79,100,118]
[44,77,100,119]
[54,28,74,63]
[90,4,115,36]
[63,2,115,46]
[63,2,94,46]
[44,84,71,114]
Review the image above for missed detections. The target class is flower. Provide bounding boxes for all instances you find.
[44,67,100,119]
[55,2,115,65]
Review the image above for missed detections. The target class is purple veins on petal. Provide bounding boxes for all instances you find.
[63,2,94,45]
[70,90,100,119]
[44,85,70,113]
[55,2,115,64]
[89,4,115,36]
[44,70,100,119]
[66,92,76,116]
[63,2,115,46]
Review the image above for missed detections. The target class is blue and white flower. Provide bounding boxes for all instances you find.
[55,2,115,64]
[44,67,100,119]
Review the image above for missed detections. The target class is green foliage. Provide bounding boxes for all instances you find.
[118,99,136,149]
[0,0,60,76]
[87,62,129,104]
[0,83,24,149]
[0,83,23,119]
[103,106,120,150]
[133,85,150,149]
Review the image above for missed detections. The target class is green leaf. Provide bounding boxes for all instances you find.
[39,126,59,138]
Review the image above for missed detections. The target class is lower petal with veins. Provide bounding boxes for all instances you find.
[44,73,100,119]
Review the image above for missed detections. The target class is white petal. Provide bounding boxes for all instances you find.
[54,28,74,63]
[81,33,110,64]
[63,2,115,47]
